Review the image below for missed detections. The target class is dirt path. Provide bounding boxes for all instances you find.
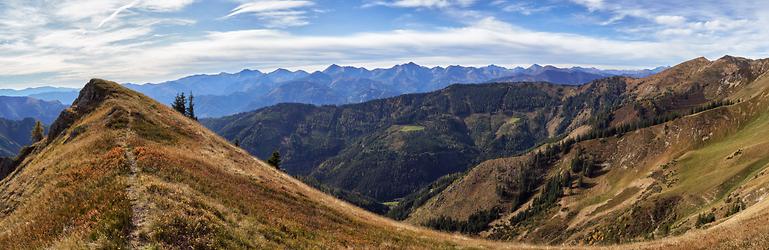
[121,120,148,249]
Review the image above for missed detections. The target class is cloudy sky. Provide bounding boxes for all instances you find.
[1,0,768,88]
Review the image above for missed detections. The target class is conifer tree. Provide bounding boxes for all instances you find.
[171,92,186,115]
[186,92,197,120]
[31,121,44,143]
[267,151,282,169]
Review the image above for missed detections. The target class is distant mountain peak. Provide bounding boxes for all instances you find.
[238,69,262,74]
[398,62,421,69]
[270,68,293,74]
[325,64,342,71]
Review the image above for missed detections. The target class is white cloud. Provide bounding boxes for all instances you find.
[0,17,695,88]
[567,0,768,48]
[367,0,477,8]
[491,1,553,15]
[98,0,141,29]
[224,1,315,27]
[654,15,686,26]
[3,0,769,89]
[571,0,604,11]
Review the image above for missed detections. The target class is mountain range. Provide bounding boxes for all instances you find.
[0,87,79,104]
[2,63,769,248]
[3,64,665,120]
[125,63,666,118]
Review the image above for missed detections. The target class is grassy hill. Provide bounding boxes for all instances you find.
[405,56,769,245]
[0,79,500,249]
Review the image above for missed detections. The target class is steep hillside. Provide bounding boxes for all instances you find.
[0,79,511,249]
[407,56,769,245]
[204,79,630,201]
[609,56,769,126]
[0,96,66,124]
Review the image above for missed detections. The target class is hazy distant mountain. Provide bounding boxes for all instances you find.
[124,69,310,105]
[3,64,665,118]
[0,86,77,96]
[0,87,80,104]
[0,96,67,124]
[28,91,79,104]
[0,117,38,157]
[128,63,667,118]
[490,65,669,85]
[490,67,607,85]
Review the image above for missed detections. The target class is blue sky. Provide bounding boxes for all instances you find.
[1,0,768,88]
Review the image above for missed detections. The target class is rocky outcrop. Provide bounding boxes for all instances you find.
[48,79,125,142]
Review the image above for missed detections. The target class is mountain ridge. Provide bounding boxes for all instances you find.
[128,63,666,118]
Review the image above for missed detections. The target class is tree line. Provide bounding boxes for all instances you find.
[424,207,503,234]
[171,92,198,120]
[576,99,736,142]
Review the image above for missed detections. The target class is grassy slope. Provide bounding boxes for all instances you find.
[408,61,769,246]
[0,79,548,249]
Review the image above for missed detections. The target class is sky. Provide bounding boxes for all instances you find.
[1,0,769,88]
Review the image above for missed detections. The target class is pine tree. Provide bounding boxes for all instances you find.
[31,121,44,143]
[186,92,197,120]
[267,151,282,169]
[171,92,186,115]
